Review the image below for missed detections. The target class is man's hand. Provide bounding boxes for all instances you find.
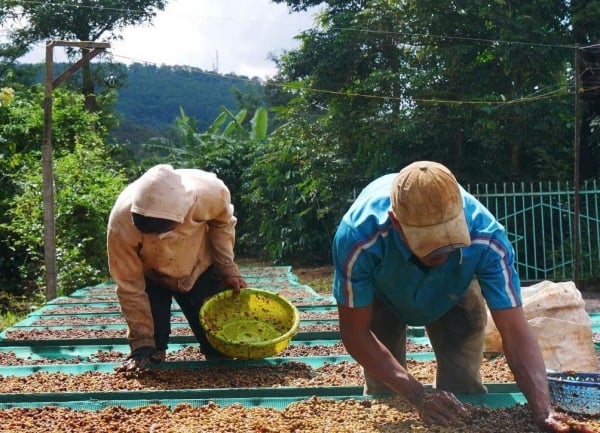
[114,346,164,373]
[223,275,247,295]
[417,388,470,427]
[538,411,597,433]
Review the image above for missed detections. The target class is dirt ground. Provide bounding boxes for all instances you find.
[293,265,600,313]
[581,291,600,313]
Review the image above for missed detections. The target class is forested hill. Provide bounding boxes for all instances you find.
[113,63,254,137]
[21,62,262,143]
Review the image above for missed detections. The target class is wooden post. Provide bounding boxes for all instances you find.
[41,40,109,301]
[42,43,56,301]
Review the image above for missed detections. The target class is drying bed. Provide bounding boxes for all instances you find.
[0,266,597,432]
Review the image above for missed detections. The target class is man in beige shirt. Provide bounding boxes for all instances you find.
[107,164,247,371]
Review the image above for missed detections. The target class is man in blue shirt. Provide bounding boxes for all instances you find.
[332,161,591,432]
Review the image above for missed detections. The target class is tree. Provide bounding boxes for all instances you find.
[398,0,575,182]
[571,0,600,179]
[271,1,412,191]
[0,0,168,111]
[242,112,347,263]
[271,0,579,184]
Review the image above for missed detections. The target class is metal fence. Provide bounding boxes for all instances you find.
[466,181,600,286]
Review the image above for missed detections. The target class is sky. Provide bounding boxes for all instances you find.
[17,0,321,80]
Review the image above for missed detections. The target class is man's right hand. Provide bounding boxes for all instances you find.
[417,388,470,427]
[223,275,247,295]
[539,411,597,433]
[114,346,163,373]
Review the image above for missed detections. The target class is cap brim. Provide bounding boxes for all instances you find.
[130,205,184,224]
[400,212,471,258]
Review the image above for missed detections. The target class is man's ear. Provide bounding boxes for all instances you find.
[388,210,401,230]
[389,210,412,249]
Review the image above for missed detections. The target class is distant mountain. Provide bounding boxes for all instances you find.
[112,63,263,143]
[17,62,263,144]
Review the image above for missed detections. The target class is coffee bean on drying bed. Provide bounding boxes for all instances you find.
[0,359,514,392]
[0,397,596,433]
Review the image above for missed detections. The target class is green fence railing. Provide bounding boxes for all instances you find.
[466,181,600,285]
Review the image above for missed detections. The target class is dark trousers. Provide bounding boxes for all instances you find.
[145,265,226,357]
[365,280,488,395]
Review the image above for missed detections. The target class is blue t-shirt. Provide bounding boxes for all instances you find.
[332,173,521,326]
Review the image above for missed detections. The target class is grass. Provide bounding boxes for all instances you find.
[0,310,25,331]
[0,288,44,332]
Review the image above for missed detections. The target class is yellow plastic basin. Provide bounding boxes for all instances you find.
[199,288,299,359]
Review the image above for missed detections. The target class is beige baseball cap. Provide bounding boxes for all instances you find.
[390,161,471,258]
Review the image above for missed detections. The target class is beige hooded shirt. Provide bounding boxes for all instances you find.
[107,164,241,350]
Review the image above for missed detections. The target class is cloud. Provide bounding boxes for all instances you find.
[106,0,317,78]
[14,0,318,79]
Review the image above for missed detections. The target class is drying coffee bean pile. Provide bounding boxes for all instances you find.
[0,358,515,392]
[0,396,597,433]
[0,351,83,366]
[299,323,339,332]
[51,296,116,304]
[0,339,435,365]
[4,328,127,340]
[31,315,184,326]
[44,305,122,314]
[299,311,339,320]
[294,298,339,306]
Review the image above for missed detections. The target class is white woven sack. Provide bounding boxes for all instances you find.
[484,280,598,372]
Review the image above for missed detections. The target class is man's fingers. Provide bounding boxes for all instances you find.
[420,389,468,427]
[544,412,597,433]
[436,389,469,417]
[567,422,597,433]
[114,357,150,373]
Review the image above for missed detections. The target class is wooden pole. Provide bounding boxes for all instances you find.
[42,42,57,301]
[41,40,109,300]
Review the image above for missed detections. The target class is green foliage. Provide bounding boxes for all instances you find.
[136,101,347,264]
[250,106,269,141]
[0,85,112,158]
[0,311,24,331]
[56,146,128,292]
[242,117,348,263]
[272,0,578,185]
[0,85,43,155]
[2,144,127,295]
[0,87,128,295]
[399,0,574,182]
